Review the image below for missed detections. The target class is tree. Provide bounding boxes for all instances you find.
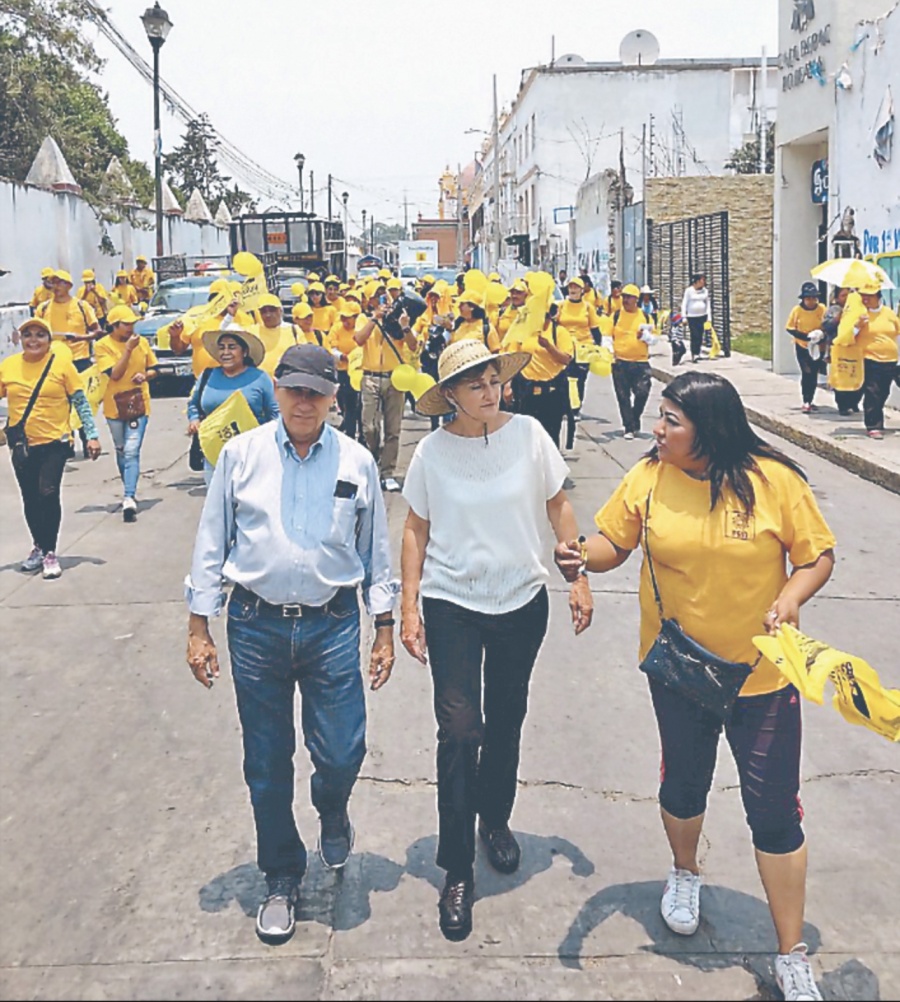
[164,115,252,213]
[371,222,408,244]
[726,123,775,175]
[0,0,152,210]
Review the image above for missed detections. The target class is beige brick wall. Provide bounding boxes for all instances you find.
[645,176,773,338]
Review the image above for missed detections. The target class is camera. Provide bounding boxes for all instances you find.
[381,289,427,339]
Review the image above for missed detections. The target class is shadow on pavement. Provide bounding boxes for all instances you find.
[559,879,880,1000]
[0,553,107,573]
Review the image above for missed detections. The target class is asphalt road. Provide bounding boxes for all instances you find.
[1,375,897,1001]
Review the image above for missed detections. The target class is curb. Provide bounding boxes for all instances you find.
[650,364,900,497]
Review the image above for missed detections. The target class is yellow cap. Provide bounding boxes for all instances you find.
[292,302,313,320]
[54,269,73,285]
[567,277,585,290]
[82,269,96,281]
[116,269,129,279]
[344,289,362,302]
[41,267,55,279]
[136,254,148,263]
[510,280,529,293]
[622,283,641,297]
[307,272,320,283]
[325,274,341,286]
[209,278,230,296]
[339,303,361,318]
[458,291,484,308]
[258,293,283,310]
[857,281,882,295]
[107,305,140,325]
[488,272,501,281]
[378,268,392,279]
[387,278,402,290]
[422,274,435,284]
[307,282,325,294]
[364,280,385,299]
[19,317,52,336]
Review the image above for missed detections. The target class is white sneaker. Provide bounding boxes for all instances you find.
[122,496,137,523]
[660,867,701,935]
[623,431,635,441]
[381,477,401,493]
[41,552,62,580]
[775,943,822,1001]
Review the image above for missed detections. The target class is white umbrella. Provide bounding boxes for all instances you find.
[810,258,894,289]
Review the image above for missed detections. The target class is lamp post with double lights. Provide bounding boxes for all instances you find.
[294,153,306,212]
[141,2,173,258]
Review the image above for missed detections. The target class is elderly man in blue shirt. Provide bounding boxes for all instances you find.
[185,344,398,945]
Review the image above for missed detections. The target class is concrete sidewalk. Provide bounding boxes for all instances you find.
[649,345,900,494]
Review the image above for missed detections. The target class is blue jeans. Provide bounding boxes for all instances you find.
[106,416,148,498]
[227,586,366,880]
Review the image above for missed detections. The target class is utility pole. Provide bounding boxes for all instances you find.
[642,122,648,199]
[403,189,409,239]
[310,170,315,215]
[370,215,375,257]
[492,73,502,271]
[361,209,367,252]
[328,174,333,220]
[456,161,464,267]
[759,47,768,174]
[648,114,656,178]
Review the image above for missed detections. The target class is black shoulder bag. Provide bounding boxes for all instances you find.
[5,354,54,465]
[189,368,214,471]
[638,491,756,721]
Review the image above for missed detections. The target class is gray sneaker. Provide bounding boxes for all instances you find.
[318,811,354,870]
[256,876,301,943]
[21,546,44,573]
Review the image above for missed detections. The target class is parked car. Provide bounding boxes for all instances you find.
[276,267,309,314]
[137,274,240,395]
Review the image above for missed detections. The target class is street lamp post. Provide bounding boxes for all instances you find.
[361,209,367,252]
[141,2,173,259]
[294,153,306,212]
[341,191,349,275]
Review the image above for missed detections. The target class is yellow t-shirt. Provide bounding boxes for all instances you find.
[857,306,900,363]
[94,335,158,420]
[558,299,601,345]
[450,318,501,353]
[326,295,346,315]
[30,284,53,310]
[312,304,337,333]
[129,267,155,298]
[327,321,358,371]
[356,315,406,373]
[785,303,826,348]
[595,457,837,697]
[292,323,321,347]
[505,322,574,382]
[498,305,521,341]
[255,324,298,378]
[77,284,110,319]
[611,308,649,362]
[0,352,84,445]
[109,284,139,308]
[36,298,99,362]
[606,293,623,316]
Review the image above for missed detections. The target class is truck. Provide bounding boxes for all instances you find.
[398,240,439,290]
[229,212,346,278]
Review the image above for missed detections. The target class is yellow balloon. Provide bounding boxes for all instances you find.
[485,282,509,307]
[291,282,306,297]
[349,368,363,391]
[463,269,487,293]
[232,251,264,278]
[590,356,612,377]
[390,364,418,392]
[411,373,437,399]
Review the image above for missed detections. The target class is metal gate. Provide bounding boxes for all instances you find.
[647,210,731,355]
[622,202,645,287]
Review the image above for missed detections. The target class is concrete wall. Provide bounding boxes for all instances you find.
[0,178,230,309]
[646,175,774,337]
[574,170,616,292]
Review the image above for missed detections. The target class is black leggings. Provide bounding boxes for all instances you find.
[650,678,804,855]
[336,371,360,440]
[423,588,549,879]
[518,381,567,449]
[687,315,707,358]
[795,343,822,405]
[863,359,898,431]
[11,440,69,554]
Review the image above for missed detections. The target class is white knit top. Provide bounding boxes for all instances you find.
[681,285,710,318]
[402,415,568,614]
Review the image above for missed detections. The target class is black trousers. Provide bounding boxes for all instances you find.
[794,343,822,405]
[863,359,898,431]
[517,379,567,449]
[423,588,549,879]
[687,315,707,358]
[336,370,360,440]
[612,360,652,434]
[11,440,69,553]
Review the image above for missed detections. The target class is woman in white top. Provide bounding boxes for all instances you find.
[681,273,711,364]
[401,340,593,943]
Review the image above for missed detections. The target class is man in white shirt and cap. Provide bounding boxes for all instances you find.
[185,344,398,944]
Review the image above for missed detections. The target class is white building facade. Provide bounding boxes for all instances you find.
[773,0,899,375]
[475,53,778,284]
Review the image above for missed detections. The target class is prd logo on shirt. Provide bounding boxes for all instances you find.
[725,510,756,541]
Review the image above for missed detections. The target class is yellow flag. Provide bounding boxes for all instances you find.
[834,291,866,348]
[568,377,581,410]
[238,274,268,312]
[198,390,259,466]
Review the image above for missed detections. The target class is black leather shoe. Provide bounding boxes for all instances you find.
[438,876,474,941]
[478,821,521,874]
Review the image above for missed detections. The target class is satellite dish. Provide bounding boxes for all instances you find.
[619,29,660,66]
[557,53,586,66]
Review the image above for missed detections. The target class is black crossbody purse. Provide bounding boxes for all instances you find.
[638,491,758,721]
[5,355,54,464]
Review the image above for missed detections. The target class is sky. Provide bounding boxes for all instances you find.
[87,0,777,230]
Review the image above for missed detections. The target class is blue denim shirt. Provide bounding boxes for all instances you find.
[186,420,398,616]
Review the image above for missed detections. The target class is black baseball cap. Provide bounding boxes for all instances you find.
[274,344,338,394]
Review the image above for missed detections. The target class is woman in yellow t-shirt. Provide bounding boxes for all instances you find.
[449,292,501,353]
[785,282,827,413]
[854,282,900,440]
[1,317,100,578]
[555,371,834,999]
[109,271,139,310]
[94,306,159,522]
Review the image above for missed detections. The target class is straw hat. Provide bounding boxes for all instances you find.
[201,326,265,367]
[416,340,531,417]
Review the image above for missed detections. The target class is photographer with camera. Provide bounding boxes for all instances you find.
[354,280,418,492]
